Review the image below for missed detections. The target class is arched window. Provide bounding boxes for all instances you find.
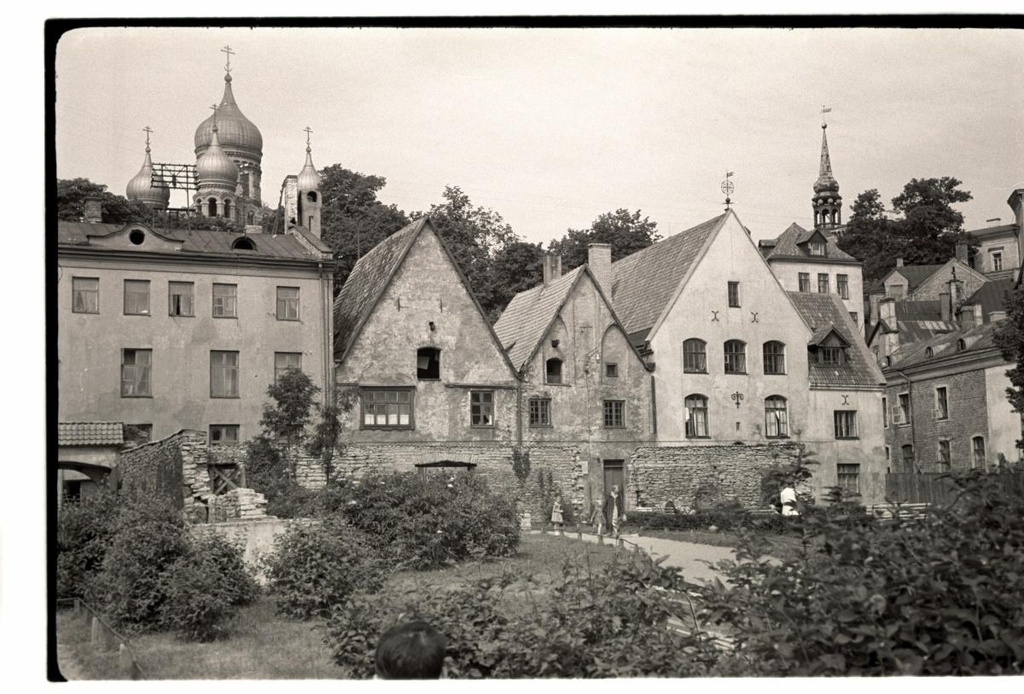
[763,341,786,375]
[417,347,440,380]
[925,347,933,358]
[957,339,966,352]
[684,394,709,438]
[724,340,746,374]
[683,339,707,373]
[231,237,255,251]
[764,396,789,438]
[207,198,218,217]
[223,198,232,220]
[306,191,318,203]
[546,358,563,384]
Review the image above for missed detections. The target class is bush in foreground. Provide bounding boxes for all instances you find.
[56,488,120,600]
[698,468,1024,676]
[325,552,718,678]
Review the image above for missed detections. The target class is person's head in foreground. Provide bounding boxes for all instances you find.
[374,620,447,679]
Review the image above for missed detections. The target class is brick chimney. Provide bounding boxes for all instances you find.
[542,252,562,287]
[83,197,103,223]
[955,241,968,264]
[588,243,612,296]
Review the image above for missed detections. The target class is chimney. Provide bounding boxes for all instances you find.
[960,303,977,330]
[940,290,952,323]
[83,197,103,223]
[955,241,968,264]
[896,258,904,268]
[588,243,612,296]
[542,252,562,286]
[878,297,896,324]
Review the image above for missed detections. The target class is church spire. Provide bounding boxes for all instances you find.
[812,108,842,232]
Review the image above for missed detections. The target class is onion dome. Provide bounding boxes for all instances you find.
[194,73,263,158]
[196,126,238,189]
[813,123,840,194]
[126,132,170,208]
[297,143,320,192]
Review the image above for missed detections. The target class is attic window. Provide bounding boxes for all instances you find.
[809,240,825,256]
[957,339,966,352]
[925,347,934,358]
[546,358,563,384]
[232,237,256,251]
[417,348,441,380]
[819,346,844,366]
[128,229,146,245]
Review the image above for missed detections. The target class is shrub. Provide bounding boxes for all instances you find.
[159,535,259,641]
[627,508,794,535]
[90,497,191,628]
[338,471,519,570]
[325,552,718,678]
[56,487,120,599]
[697,467,1024,676]
[264,519,388,619]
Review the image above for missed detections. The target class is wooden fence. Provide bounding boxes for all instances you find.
[56,598,144,680]
[885,471,1024,506]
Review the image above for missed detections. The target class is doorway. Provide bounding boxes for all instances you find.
[603,459,625,511]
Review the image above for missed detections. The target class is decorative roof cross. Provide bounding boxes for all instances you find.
[304,126,313,149]
[210,104,219,130]
[221,45,234,73]
[142,125,153,149]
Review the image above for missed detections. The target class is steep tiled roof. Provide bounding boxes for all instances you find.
[890,321,1002,369]
[58,422,124,447]
[762,223,857,263]
[57,221,320,260]
[888,264,944,291]
[609,214,726,342]
[333,218,426,359]
[788,292,885,387]
[493,266,585,370]
[967,278,1013,321]
[884,299,958,344]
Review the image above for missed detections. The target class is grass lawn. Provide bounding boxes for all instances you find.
[56,533,633,680]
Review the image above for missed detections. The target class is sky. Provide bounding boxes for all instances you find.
[54,24,1024,246]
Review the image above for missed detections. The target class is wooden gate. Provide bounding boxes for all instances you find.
[885,473,957,505]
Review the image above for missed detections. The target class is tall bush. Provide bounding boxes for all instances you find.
[56,487,120,599]
[338,470,519,570]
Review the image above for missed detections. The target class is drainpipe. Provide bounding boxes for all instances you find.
[319,261,332,408]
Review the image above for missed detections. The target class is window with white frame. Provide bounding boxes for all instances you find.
[470,390,494,427]
[123,279,150,315]
[72,277,99,313]
[683,339,707,373]
[210,350,239,398]
[213,283,237,318]
[764,396,789,438]
[362,388,414,428]
[685,394,709,438]
[121,348,152,397]
[817,273,830,294]
[276,286,300,321]
[837,463,861,495]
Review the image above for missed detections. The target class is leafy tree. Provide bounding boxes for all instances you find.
[488,240,545,319]
[57,178,150,223]
[257,368,320,480]
[319,165,410,290]
[994,284,1024,441]
[422,185,517,320]
[548,208,661,271]
[837,177,975,284]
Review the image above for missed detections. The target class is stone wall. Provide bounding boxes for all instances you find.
[118,429,213,522]
[210,442,327,490]
[208,488,269,522]
[191,518,300,584]
[626,443,803,512]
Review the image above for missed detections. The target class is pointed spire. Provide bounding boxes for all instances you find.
[818,123,833,180]
[297,126,320,193]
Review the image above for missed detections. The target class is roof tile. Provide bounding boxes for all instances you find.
[58,422,124,447]
[493,266,585,369]
[788,292,885,387]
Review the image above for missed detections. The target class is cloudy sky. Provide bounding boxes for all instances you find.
[55,25,1022,244]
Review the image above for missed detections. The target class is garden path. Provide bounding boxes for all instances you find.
[538,530,737,585]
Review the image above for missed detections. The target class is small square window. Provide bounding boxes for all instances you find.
[169,281,194,317]
[276,286,300,321]
[209,424,240,444]
[605,363,618,379]
[124,280,151,315]
[213,283,238,318]
[470,391,494,427]
[72,277,99,313]
[546,358,563,384]
[529,398,551,427]
[603,400,625,428]
[417,348,441,380]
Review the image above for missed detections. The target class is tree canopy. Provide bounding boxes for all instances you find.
[57,178,151,224]
[548,208,661,272]
[837,177,974,284]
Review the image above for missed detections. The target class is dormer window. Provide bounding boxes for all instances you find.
[546,358,563,384]
[809,240,826,256]
[925,347,934,358]
[232,236,256,251]
[957,339,966,352]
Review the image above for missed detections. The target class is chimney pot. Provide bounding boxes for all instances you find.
[896,258,904,268]
[83,197,103,224]
[588,243,613,296]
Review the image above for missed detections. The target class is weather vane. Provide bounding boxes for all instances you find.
[821,104,832,126]
[721,170,735,211]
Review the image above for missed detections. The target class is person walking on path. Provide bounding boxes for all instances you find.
[603,485,624,537]
[780,482,799,516]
